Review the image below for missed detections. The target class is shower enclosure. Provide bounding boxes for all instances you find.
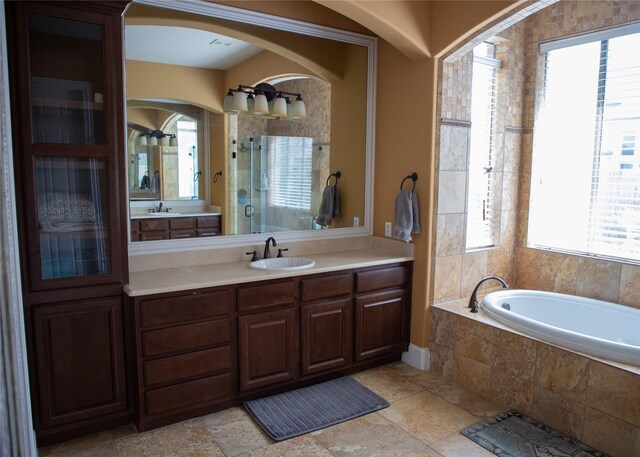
[230,135,324,235]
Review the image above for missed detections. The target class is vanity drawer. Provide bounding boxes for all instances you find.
[144,373,231,416]
[169,218,195,230]
[140,219,169,231]
[143,347,230,388]
[170,229,196,239]
[301,273,353,302]
[197,216,220,229]
[141,290,230,328]
[142,320,229,358]
[237,280,296,313]
[356,265,410,293]
[197,228,219,237]
[139,231,167,241]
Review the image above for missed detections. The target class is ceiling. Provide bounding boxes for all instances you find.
[124,25,263,69]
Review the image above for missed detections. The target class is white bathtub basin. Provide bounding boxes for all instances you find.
[249,257,315,271]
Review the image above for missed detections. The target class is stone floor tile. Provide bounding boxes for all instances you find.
[351,365,424,402]
[235,435,333,457]
[114,419,224,457]
[378,390,478,444]
[429,432,497,457]
[55,442,118,457]
[312,412,426,457]
[200,407,272,457]
[39,430,114,456]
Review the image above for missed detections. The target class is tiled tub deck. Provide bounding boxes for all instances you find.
[430,300,640,457]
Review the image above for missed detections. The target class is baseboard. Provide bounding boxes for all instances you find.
[401,344,430,370]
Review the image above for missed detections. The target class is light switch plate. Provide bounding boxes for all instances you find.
[385,221,392,237]
[353,216,360,227]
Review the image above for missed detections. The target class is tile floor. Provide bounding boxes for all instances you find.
[39,362,506,457]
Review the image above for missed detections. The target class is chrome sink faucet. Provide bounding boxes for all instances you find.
[468,275,508,313]
[263,237,277,259]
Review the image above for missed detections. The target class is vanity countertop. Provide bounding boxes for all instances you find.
[131,211,222,219]
[125,248,414,296]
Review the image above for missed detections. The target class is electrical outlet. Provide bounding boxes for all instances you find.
[385,221,392,237]
[353,216,360,227]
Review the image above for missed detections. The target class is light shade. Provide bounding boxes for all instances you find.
[148,135,158,146]
[223,90,235,113]
[293,96,306,118]
[253,92,269,115]
[159,135,169,146]
[138,134,147,146]
[169,135,178,146]
[232,92,248,112]
[272,95,287,117]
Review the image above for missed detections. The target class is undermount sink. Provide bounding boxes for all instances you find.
[148,211,181,216]
[249,257,315,271]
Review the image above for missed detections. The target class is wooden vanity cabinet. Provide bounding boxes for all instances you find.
[133,215,221,241]
[132,288,234,432]
[6,1,131,444]
[129,262,412,431]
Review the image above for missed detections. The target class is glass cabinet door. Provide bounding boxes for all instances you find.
[35,157,112,281]
[28,12,106,145]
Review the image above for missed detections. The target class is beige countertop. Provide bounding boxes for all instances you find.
[131,212,222,220]
[125,248,414,297]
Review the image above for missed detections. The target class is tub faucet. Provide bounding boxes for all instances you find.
[468,275,509,313]
[263,237,277,259]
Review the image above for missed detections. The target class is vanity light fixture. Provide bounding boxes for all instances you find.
[223,82,306,119]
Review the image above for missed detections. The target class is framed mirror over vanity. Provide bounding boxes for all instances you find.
[124,0,376,250]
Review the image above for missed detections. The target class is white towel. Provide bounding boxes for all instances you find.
[393,190,420,242]
[316,185,335,227]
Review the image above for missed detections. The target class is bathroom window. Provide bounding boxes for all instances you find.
[265,136,313,210]
[466,42,501,251]
[529,25,640,263]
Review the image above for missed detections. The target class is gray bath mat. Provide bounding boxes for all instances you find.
[244,376,389,441]
[461,410,608,457]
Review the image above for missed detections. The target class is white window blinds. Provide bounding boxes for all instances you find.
[265,136,313,210]
[466,43,500,251]
[529,29,640,263]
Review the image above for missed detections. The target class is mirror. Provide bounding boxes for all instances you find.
[128,101,206,201]
[125,0,375,246]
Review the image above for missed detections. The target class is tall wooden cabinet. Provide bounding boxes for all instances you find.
[6,1,131,444]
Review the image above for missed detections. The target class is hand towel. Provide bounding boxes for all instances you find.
[332,186,341,220]
[393,190,420,242]
[316,185,335,227]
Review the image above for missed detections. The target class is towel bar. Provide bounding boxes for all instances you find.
[400,172,418,191]
[326,171,341,186]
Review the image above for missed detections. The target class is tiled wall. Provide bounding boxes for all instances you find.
[433,0,640,310]
[429,304,640,457]
[433,23,526,304]
[515,0,640,309]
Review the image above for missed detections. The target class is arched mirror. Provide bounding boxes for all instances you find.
[125,0,376,251]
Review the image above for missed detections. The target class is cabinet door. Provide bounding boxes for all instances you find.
[301,299,351,375]
[238,308,297,391]
[8,2,126,293]
[354,289,409,362]
[32,297,129,430]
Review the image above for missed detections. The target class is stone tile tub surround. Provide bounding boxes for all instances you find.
[429,301,640,457]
